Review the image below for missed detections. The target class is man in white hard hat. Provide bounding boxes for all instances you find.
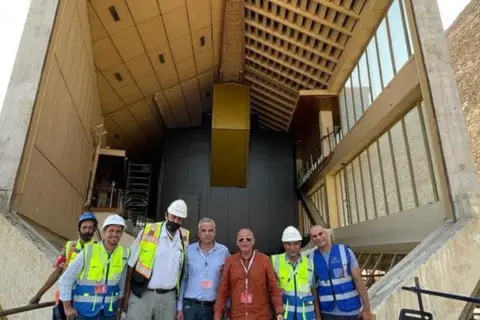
[124,199,191,320]
[271,226,320,320]
[59,214,129,319]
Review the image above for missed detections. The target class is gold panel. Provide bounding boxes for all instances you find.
[211,83,250,188]
[212,83,250,130]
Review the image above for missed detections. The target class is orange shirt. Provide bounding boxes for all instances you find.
[214,251,283,320]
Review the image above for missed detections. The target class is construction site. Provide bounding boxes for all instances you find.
[0,0,479,319]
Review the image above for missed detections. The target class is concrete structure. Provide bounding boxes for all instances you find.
[0,0,479,319]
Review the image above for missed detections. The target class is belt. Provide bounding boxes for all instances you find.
[184,298,215,307]
[147,288,176,294]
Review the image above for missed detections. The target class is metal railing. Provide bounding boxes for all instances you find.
[297,126,342,187]
[89,182,124,210]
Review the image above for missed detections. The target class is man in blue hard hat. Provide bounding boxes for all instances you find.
[29,211,98,319]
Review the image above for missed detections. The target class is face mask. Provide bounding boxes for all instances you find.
[166,220,180,233]
[80,232,94,241]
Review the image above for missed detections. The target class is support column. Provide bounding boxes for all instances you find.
[0,0,60,212]
[406,0,480,220]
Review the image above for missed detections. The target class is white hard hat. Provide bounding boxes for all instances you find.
[167,199,188,218]
[102,214,126,230]
[282,226,302,242]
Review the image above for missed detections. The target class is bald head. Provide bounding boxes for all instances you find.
[237,228,255,254]
[310,225,330,249]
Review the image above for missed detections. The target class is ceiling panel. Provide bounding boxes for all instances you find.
[88,0,221,150]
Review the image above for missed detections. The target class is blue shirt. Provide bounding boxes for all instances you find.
[177,241,230,311]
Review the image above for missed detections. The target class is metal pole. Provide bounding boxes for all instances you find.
[0,301,55,317]
[414,277,426,319]
[403,283,480,305]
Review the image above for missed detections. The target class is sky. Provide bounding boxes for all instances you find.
[0,0,473,114]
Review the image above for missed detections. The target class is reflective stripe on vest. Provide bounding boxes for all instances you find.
[271,254,315,320]
[72,243,129,318]
[134,222,190,293]
[313,244,362,313]
[65,239,95,266]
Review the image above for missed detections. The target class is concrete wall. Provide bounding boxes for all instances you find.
[446,0,480,178]
[0,213,60,320]
[11,0,102,240]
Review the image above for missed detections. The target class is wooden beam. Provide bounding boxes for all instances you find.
[99,148,126,157]
[299,89,337,97]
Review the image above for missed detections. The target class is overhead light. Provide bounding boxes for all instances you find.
[108,6,121,22]
[114,72,123,81]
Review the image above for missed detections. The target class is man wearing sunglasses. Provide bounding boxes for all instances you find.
[310,225,372,320]
[214,229,284,320]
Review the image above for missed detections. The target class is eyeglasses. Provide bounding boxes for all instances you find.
[238,237,252,242]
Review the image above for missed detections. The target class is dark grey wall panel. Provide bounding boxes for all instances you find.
[156,126,297,254]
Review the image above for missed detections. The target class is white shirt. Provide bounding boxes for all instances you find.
[128,223,183,289]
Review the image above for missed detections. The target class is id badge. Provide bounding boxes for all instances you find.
[95,284,106,294]
[240,292,253,304]
[333,267,345,278]
[201,279,213,289]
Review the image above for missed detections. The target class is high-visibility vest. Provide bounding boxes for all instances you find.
[72,243,129,317]
[134,222,189,295]
[65,239,95,266]
[53,239,95,303]
[313,244,362,312]
[271,254,315,320]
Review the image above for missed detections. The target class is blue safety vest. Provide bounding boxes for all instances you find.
[313,244,362,312]
[72,243,129,317]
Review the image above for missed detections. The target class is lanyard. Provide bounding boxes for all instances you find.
[287,260,300,283]
[240,251,256,290]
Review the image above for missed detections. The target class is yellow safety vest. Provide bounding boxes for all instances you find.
[271,254,315,320]
[134,222,190,293]
[64,239,94,266]
[72,243,129,317]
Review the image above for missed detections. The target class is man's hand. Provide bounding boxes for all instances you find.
[64,306,78,319]
[176,311,184,320]
[28,295,40,304]
[361,308,372,320]
[276,313,284,320]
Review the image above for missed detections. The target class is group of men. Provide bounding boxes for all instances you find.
[30,199,372,320]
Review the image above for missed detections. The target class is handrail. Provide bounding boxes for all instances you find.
[297,126,342,187]
[0,301,55,317]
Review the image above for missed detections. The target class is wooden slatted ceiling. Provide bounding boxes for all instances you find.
[88,0,224,150]
[243,0,367,131]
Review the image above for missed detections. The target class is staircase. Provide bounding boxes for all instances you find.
[125,163,152,219]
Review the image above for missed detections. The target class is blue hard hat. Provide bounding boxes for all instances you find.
[79,211,98,226]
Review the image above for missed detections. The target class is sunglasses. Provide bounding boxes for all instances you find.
[238,237,252,242]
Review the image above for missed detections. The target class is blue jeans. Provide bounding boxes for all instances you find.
[183,299,214,320]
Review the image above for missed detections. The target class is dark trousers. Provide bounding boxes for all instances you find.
[320,313,360,320]
[183,299,214,320]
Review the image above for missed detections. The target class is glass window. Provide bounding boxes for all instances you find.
[358,53,372,109]
[366,40,382,99]
[390,121,415,211]
[339,88,349,137]
[351,66,364,121]
[401,0,414,54]
[378,132,400,214]
[368,142,386,217]
[388,0,410,72]
[353,158,366,222]
[335,174,345,227]
[345,77,356,130]
[360,150,376,220]
[346,164,358,224]
[376,20,395,87]
[405,106,436,205]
